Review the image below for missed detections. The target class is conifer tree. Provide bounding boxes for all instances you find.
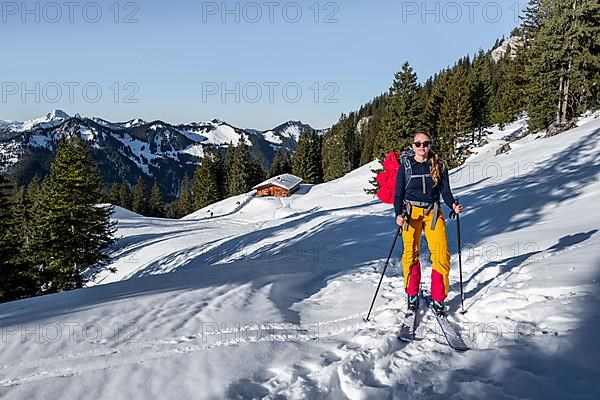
[8,186,29,247]
[359,115,380,166]
[165,201,180,219]
[470,50,493,142]
[292,127,323,184]
[26,176,46,248]
[269,150,292,178]
[193,151,221,210]
[422,73,448,140]
[177,174,193,217]
[131,176,148,215]
[119,180,130,210]
[269,151,284,178]
[226,139,252,196]
[438,65,473,165]
[375,62,421,159]
[248,153,266,187]
[491,48,527,128]
[359,94,387,166]
[0,174,18,301]
[322,113,358,181]
[107,182,121,206]
[3,184,40,301]
[224,141,235,190]
[148,181,165,217]
[213,149,226,200]
[33,136,116,292]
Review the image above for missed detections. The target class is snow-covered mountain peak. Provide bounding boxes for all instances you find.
[47,109,70,120]
[4,109,71,132]
[123,118,147,128]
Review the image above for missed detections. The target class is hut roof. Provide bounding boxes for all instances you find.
[252,174,302,191]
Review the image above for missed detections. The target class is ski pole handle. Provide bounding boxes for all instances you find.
[449,197,460,219]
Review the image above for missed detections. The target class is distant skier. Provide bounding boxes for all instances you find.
[394,131,463,316]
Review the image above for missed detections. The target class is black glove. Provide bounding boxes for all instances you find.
[449,199,460,219]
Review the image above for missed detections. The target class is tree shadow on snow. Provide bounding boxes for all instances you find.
[453,127,600,241]
[458,230,598,307]
[0,205,403,326]
[435,256,600,400]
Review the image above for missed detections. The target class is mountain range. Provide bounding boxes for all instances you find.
[0,110,322,199]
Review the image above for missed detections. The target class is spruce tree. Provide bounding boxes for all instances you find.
[269,150,292,177]
[26,176,45,250]
[165,201,180,219]
[438,65,473,165]
[149,181,165,217]
[3,184,40,301]
[226,139,252,196]
[322,121,343,182]
[491,48,527,128]
[107,182,121,206]
[269,151,284,178]
[292,127,323,184]
[375,62,421,159]
[131,176,148,215]
[359,115,379,166]
[224,141,235,192]
[213,149,226,200]
[470,50,493,142]
[119,180,130,210]
[33,136,116,292]
[193,151,221,210]
[359,94,387,166]
[8,186,29,248]
[178,174,193,217]
[0,174,17,301]
[248,153,266,187]
[322,113,358,181]
[422,73,448,140]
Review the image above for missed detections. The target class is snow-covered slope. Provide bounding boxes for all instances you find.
[1,114,599,399]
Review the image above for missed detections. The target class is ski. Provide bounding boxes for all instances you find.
[398,309,417,342]
[422,290,469,352]
[398,294,420,342]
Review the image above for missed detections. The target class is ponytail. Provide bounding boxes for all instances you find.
[429,149,445,186]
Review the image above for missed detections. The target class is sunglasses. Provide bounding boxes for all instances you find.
[413,141,431,148]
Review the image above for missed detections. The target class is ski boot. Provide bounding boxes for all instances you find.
[407,294,419,312]
[432,300,446,317]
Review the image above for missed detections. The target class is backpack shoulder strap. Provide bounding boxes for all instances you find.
[400,155,412,189]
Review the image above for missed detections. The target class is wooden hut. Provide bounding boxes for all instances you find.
[252,174,302,197]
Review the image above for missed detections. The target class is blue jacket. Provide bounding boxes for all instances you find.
[393,156,456,217]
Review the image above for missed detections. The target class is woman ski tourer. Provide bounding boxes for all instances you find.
[394,131,463,316]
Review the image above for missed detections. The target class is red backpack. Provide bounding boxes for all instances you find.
[376,151,413,204]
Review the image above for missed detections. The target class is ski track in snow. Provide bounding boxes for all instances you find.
[1,228,595,396]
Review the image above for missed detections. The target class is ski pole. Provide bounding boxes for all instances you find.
[454,198,465,313]
[364,224,402,322]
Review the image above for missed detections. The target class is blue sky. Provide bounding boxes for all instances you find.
[1,0,526,130]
